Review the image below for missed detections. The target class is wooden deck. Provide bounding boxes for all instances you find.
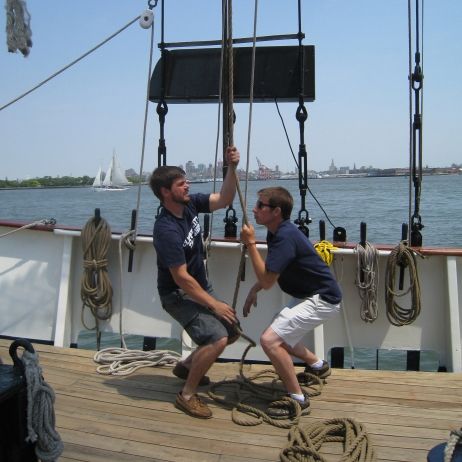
[1,339,461,462]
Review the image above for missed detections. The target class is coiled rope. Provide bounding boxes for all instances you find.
[354,241,379,323]
[21,349,64,462]
[314,240,338,266]
[385,241,422,326]
[80,216,113,336]
[280,417,376,462]
[0,218,56,238]
[93,347,180,376]
[444,428,462,462]
[5,0,32,56]
[208,335,322,429]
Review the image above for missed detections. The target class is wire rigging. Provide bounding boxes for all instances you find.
[0,15,142,112]
[408,0,425,246]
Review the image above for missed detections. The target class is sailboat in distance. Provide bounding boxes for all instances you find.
[93,150,130,191]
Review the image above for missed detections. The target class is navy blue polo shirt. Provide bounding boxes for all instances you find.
[266,220,342,304]
[153,193,210,296]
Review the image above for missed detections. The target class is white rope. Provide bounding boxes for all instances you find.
[444,428,462,462]
[94,348,180,376]
[21,349,63,462]
[5,0,32,56]
[1,14,141,112]
[333,256,356,368]
[0,218,55,238]
[354,241,380,323]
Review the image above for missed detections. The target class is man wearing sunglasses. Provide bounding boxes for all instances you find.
[149,146,240,419]
[240,186,342,414]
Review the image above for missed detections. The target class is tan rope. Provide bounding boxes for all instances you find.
[208,333,322,428]
[280,417,376,462]
[80,216,113,332]
[444,428,462,462]
[385,241,422,326]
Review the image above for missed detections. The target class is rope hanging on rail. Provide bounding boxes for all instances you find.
[355,241,379,323]
[5,0,32,56]
[408,0,425,246]
[80,212,113,349]
[385,241,422,326]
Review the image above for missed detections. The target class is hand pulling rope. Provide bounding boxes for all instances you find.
[280,417,376,462]
[385,241,422,326]
[354,241,379,323]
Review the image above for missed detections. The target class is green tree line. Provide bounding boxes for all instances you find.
[0,175,94,188]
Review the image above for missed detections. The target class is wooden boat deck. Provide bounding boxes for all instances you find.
[1,340,460,462]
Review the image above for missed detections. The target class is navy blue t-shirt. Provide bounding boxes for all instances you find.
[153,193,210,296]
[266,220,342,304]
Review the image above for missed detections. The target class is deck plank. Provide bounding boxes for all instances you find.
[0,339,460,462]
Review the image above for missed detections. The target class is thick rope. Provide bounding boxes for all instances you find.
[0,218,56,238]
[354,241,379,323]
[21,349,63,462]
[280,417,376,462]
[208,337,322,428]
[5,0,32,56]
[80,216,113,330]
[385,241,422,326]
[93,348,180,376]
[444,428,462,462]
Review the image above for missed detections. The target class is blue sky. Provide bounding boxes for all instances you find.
[1,1,461,179]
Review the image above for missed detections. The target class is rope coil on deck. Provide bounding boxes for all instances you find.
[208,329,322,429]
[93,348,180,376]
[385,241,422,326]
[280,417,376,462]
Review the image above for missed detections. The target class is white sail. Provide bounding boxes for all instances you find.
[95,150,130,190]
[92,167,103,187]
[102,158,114,187]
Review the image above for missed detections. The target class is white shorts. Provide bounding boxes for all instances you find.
[270,294,341,348]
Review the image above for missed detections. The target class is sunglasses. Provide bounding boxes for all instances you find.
[256,200,276,209]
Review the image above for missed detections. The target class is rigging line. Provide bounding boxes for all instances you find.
[208,0,227,245]
[0,15,141,112]
[407,0,413,243]
[134,17,156,237]
[274,98,336,230]
[243,0,258,206]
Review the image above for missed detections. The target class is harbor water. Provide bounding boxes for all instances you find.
[1,175,461,247]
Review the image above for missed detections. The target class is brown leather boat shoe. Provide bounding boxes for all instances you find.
[175,392,212,419]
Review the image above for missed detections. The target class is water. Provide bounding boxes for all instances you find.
[1,175,461,247]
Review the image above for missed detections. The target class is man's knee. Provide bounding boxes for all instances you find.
[260,329,280,352]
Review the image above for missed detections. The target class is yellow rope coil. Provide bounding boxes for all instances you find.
[314,240,338,266]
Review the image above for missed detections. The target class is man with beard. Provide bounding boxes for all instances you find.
[149,146,240,419]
